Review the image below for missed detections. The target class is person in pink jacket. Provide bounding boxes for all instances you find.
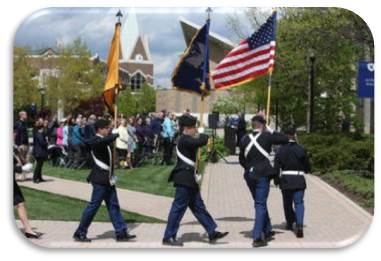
[56,119,65,147]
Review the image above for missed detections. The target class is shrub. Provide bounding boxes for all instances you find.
[298,133,374,176]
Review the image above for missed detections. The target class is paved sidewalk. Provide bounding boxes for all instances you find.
[18,156,372,248]
[18,175,181,221]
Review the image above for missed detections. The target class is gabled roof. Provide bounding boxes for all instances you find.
[30,47,59,56]
[179,16,236,63]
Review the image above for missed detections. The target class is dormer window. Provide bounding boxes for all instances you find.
[135,54,143,61]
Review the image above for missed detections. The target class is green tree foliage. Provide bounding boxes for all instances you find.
[45,38,104,113]
[13,47,39,111]
[222,8,374,132]
[118,83,156,117]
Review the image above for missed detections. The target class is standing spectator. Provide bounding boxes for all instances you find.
[150,112,163,152]
[143,118,155,154]
[62,118,69,151]
[14,111,29,161]
[83,114,97,144]
[236,112,247,146]
[56,119,65,147]
[161,112,175,165]
[127,116,137,169]
[32,118,48,183]
[116,118,129,168]
[48,117,58,144]
[71,117,83,168]
[169,113,179,138]
[135,117,145,156]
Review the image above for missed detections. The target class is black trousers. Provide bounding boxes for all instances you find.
[33,157,45,181]
[163,138,173,164]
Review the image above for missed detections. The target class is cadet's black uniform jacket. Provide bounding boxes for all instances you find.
[87,133,119,186]
[168,133,209,190]
[274,140,311,190]
[239,129,288,179]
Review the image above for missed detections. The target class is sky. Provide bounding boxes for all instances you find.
[14,7,254,88]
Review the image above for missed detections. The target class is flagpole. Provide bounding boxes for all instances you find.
[266,9,277,123]
[266,70,273,123]
[195,7,211,176]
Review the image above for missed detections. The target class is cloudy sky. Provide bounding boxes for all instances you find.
[14,7,254,88]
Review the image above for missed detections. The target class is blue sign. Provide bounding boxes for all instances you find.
[358,61,374,98]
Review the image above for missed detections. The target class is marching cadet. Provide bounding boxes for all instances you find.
[73,119,136,242]
[162,115,228,247]
[274,128,311,238]
[239,113,288,247]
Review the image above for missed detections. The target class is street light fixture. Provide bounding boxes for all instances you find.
[38,84,46,111]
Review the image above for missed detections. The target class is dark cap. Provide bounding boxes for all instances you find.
[285,127,297,135]
[94,119,110,130]
[251,115,266,124]
[179,115,197,127]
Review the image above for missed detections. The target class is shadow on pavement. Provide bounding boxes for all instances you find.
[177,232,228,245]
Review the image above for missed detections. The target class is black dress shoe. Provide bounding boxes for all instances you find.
[296,225,304,238]
[209,231,229,243]
[116,233,136,242]
[39,178,47,182]
[33,180,40,184]
[264,231,275,241]
[285,223,293,230]
[73,234,91,242]
[162,237,183,247]
[252,238,268,248]
[25,232,41,239]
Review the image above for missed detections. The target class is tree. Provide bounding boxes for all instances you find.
[13,47,39,112]
[223,8,374,132]
[118,83,156,117]
[45,38,104,114]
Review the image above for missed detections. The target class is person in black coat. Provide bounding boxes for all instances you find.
[236,112,247,146]
[14,111,29,161]
[32,119,48,183]
[239,112,288,247]
[73,119,136,243]
[274,128,311,238]
[163,115,228,247]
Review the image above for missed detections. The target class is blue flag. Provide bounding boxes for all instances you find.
[172,19,210,96]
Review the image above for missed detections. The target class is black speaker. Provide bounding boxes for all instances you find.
[208,112,219,129]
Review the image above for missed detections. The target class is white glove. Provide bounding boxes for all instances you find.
[266,126,274,134]
[197,127,205,134]
[111,129,119,135]
[22,163,33,172]
[195,174,202,184]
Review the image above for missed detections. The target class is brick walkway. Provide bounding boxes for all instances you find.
[17,156,372,248]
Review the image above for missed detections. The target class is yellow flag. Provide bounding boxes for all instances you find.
[103,22,121,113]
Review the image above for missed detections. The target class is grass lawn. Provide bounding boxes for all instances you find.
[321,171,374,213]
[15,187,164,223]
[42,164,176,198]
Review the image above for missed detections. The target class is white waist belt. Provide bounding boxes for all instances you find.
[281,170,305,176]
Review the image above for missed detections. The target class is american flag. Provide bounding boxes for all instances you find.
[212,12,277,89]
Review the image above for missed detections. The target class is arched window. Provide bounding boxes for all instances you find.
[130,72,146,91]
